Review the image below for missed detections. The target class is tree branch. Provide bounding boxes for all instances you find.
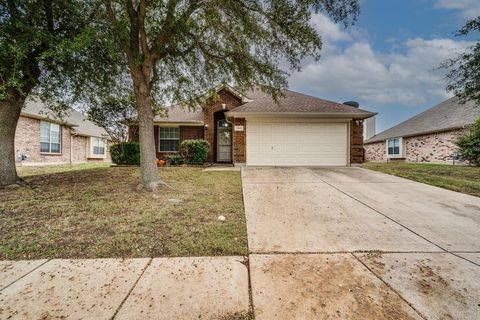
[102,0,135,64]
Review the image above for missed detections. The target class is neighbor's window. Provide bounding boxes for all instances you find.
[387,138,401,156]
[92,137,106,155]
[159,127,179,151]
[40,121,61,153]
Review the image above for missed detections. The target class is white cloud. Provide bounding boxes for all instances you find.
[435,0,480,19]
[310,13,352,43]
[290,15,474,107]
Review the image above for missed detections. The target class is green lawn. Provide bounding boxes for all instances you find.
[362,162,480,197]
[0,165,248,259]
[16,162,112,177]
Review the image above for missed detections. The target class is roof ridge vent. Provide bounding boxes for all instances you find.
[343,101,359,108]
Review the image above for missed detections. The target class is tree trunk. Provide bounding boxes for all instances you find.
[0,95,25,187]
[135,88,164,191]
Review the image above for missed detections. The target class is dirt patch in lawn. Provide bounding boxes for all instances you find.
[0,167,247,259]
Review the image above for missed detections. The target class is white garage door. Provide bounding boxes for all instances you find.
[247,120,348,166]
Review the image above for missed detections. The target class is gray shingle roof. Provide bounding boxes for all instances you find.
[154,88,375,122]
[21,99,109,138]
[228,90,375,117]
[153,105,204,122]
[365,97,480,144]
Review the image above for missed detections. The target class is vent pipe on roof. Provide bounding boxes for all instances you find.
[343,101,360,108]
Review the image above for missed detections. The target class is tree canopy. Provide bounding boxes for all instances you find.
[0,0,124,187]
[98,0,360,189]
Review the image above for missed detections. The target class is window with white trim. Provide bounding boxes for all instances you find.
[159,127,179,152]
[92,137,106,155]
[387,137,401,156]
[40,121,61,153]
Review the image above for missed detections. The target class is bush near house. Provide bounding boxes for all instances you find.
[180,139,209,165]
[165,154,185,165]
[110,142,141,165]
[456,118,480,166]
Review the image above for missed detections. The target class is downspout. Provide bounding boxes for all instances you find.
[70,131,73,164]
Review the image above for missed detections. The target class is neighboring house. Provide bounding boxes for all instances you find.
[15,99,111,165]
[129,86,376,166]
[364,97,480,163]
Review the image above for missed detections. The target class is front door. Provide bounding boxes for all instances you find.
[217,119,232,162]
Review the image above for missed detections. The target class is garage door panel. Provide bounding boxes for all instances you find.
[247,121,348,166]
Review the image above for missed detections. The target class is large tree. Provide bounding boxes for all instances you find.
[0,0,119,187]
[442,16,480,105]
[100,0,360,190]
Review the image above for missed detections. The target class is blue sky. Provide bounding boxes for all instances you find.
[288,0,480,132]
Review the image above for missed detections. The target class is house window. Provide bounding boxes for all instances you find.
[387,137,401,156]
[40,121,61,153]
[159,127,179,152]
[92,138,106,155]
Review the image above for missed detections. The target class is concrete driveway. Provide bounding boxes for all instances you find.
[243,167,480,319]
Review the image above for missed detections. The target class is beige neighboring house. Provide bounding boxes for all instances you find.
[15,99,111,166]
[364,97,480,163]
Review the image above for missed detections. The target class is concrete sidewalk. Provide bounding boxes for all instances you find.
[0,257,250,320]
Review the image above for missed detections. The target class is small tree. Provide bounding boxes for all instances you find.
[87,94,138,143]
[456,118,480,166]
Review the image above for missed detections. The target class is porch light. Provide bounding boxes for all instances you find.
[222,103,226,110]
[204,124,209,130]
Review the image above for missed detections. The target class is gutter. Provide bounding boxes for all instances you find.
[225,111,377,119]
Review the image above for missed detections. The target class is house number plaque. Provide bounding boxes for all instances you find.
[234,125,244,132]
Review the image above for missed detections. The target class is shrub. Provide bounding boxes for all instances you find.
[456,117,480,166]
[165,154,184,165]
[110,142,140,165]
[180,139,209,165]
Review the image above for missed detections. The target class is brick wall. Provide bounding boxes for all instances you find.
[15,116,72,164]
[154,125,204,158]
[232,118,246,164]
[72,136,87,163]
[15,115,110,165]
[405,130,462,163]
[350,119,364,164]
[202,89,243,162]
[364,141,385,162]
[364,129,463,163]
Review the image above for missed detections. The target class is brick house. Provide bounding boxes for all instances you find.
[130,85,375,166]
[15,99,111,166]
[364,97,480,163]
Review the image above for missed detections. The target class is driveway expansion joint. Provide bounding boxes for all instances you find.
[111,257,153,320]
[0,258,51,292]
[351,253,428,320]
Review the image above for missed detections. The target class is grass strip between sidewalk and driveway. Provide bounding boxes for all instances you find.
[0,165,248,260]
[362,162,480,197]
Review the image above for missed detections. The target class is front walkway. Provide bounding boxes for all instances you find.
[1,167,479,319]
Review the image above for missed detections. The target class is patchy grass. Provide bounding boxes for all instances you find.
[362,162,480,197]
[16,162,111,177]
[0,166,248,259]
